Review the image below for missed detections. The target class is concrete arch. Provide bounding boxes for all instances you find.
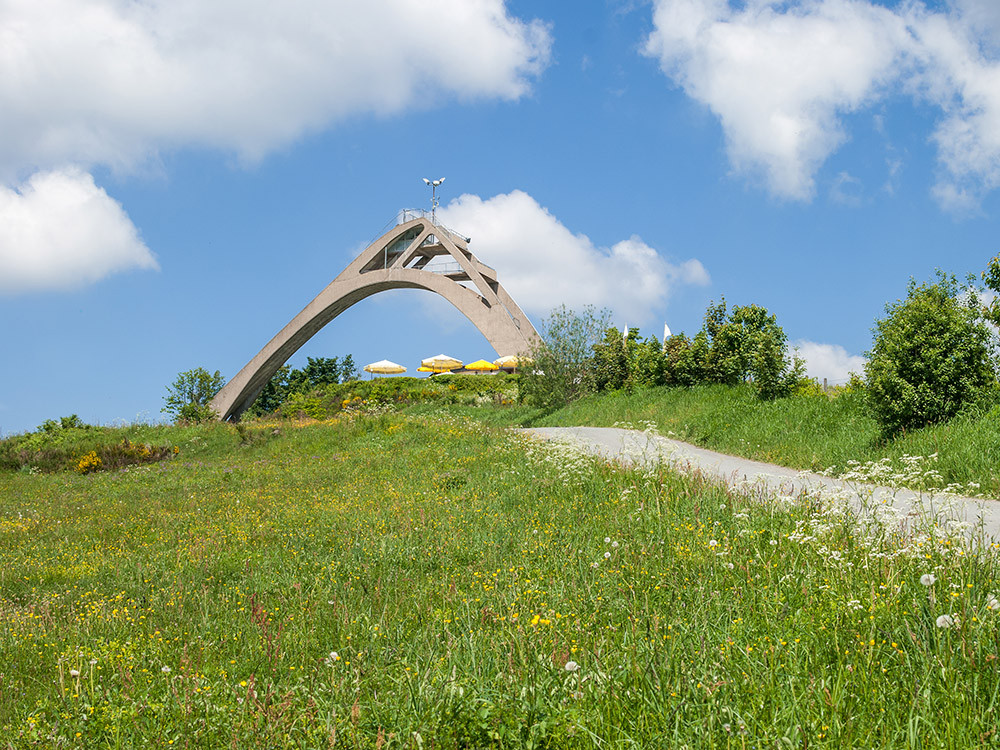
[211,216,540,421]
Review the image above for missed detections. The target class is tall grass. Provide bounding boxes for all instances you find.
[531,384,1000,497]
[2,414,999,747]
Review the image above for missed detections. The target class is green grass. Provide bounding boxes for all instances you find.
[515,384,1000,498]
[3,413,1000,747]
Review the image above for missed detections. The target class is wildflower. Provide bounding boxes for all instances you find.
[604,537,611,544]
[161,666,172,674]
[921,574,937,587]
[936,614,955,629]
[329,651,340,661]
[604,551,611,559]
[709,539,718,547]
[611,540,619,548]
[564,661,579,672]
[591,562,599,568]
[89,659,97,665]
[69,669,80,678]
[988,597,1000,611]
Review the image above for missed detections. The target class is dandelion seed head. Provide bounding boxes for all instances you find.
[564,660,579,672]
[921,574,937,587]
[936,614,955,629]
[161,666,172,674]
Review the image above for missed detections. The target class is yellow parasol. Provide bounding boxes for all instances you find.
[465,359,499,372]
[493,355,532,371]
[363,359,407,375]
[420,353,463,372]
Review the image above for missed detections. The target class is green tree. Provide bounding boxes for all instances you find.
[865,272,997,436]
[340,354,359,382]
[519,305,611,409]
[162,368,226,423]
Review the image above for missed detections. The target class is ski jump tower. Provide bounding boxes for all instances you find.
[211,211,540,422]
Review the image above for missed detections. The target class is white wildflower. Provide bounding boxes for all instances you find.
[921,574,937,587]
[564,661,579,672]
[936,614,955,629]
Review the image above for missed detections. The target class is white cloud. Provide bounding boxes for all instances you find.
[437,190,710,323]
[0,0,550,292]
[643,0,1000,208]
[0,0,551,177]
[792,339,865,383]
[0,168,156,294]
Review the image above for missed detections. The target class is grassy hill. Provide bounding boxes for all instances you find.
[2,410,1000,747]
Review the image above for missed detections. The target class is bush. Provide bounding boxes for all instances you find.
[162,368,226,423]
[864,272,997,436]
[519,306,611,410]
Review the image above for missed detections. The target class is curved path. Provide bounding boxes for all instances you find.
[521,426,1000,541]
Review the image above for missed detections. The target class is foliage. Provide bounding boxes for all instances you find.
[864,272,997,436]
[273,373,519,421]
[2,414,1000,746]
[245,355,359,417]
[162,368,226,423]
[1,421,181,475]
[588,298,805,401]
[983,253,1000,327]
[518,305,611,410]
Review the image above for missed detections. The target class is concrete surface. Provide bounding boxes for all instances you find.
[521,426,1000,542]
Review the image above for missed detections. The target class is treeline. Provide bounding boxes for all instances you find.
[520,299,806,410]
[522,253,1000,439]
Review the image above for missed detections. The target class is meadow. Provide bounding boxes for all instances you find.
[406,382,1000,499]
[3,411,1000,748]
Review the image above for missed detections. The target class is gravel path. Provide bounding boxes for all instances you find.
[520,426,1000,541]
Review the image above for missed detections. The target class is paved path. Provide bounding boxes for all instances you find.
[521,426,1000,541]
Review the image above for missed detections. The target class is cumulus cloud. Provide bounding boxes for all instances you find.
[0,0,550,292]
[792,339,865,384]
[0,0,551,177]
[0,168,156,294]
[437,190,710,323]
[643,0,1000,208]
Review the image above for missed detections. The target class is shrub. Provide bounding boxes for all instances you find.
[162,368,226,423]
[519,305,611,410]
[864,272,997,436]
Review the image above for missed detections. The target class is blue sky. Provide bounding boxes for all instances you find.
[2,0,1000,434]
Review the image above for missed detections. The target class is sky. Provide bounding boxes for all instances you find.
[3,0,1000,434]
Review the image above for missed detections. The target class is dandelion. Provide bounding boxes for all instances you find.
[329,651,340,661]
[936,614,955,629]
[988,597,1000,611]
[69,669,80,678]
[709,539,718,547]
[604,537,611,544]
[591,562,599,568]
[611,540,619,548]
[89,659,97,666]
[161,666,172,674]
[564,661,579,672]
[604,551,611,559]
[921,574,937,586]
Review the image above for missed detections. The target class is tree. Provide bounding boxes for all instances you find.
[864,272,996,436]
[340,354,359,382]
[519,305,611,409]
[162,368,226,423]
